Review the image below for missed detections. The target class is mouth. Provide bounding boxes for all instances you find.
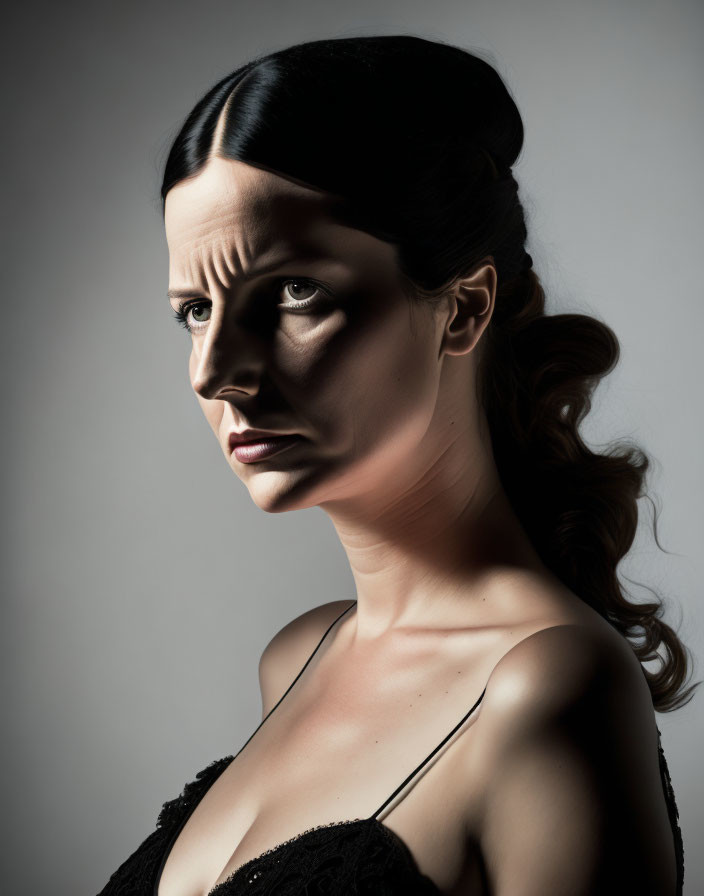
[230,434,303,464]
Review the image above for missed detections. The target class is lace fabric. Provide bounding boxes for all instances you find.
[207,817,441,896]
[96,755,440,896]
[97,731,686,896]
[656,727,685,896]
[97,757,232,896]
[96,601,685,896]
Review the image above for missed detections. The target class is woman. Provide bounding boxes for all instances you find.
[98,35,693,896]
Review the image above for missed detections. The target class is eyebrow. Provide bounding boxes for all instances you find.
[167,287,211,300]
[167,250,339,302]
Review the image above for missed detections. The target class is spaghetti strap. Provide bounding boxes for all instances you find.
[151,601,358,896]
[228,600,357,761]
[371,684,488,820]
[266,600,358,718]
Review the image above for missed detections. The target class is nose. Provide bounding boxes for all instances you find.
[190,312,266,400]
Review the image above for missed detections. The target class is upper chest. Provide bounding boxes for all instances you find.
[157,605,593,896]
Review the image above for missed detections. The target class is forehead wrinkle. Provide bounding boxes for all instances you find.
[196,240,236,298]
[175,224,253,291]
[180,233,263,300]
[226,225,261,280]
[174,206,287,284]
[168,206,243,255]
[211,231,236,287]
[184,244,209,296]
[168,164,365,293]
[175,236,227,298]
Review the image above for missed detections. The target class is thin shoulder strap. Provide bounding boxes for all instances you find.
[234,600,357,757]
[264,600,357,722]
[370,683,488,820]
[152,602,357,896]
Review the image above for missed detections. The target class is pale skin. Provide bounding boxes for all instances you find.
[161,154,678,895]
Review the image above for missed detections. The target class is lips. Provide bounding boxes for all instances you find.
[229,428,296,449]
[231,434,303,463]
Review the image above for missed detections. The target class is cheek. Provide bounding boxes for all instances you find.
[347,309,439,457]
[285,298,440,461]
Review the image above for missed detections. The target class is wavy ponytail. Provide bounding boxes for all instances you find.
[160,34,698,711]
[478,263,697,711]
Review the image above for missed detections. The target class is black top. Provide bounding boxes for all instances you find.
[97,602,685,896]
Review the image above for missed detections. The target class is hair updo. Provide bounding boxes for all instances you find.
[161,34,697,712]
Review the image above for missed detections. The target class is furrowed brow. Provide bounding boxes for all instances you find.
[167,249,339,302]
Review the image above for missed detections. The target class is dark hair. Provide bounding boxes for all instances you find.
[160,34,698,712]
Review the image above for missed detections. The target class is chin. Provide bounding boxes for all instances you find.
[244,469,326,514]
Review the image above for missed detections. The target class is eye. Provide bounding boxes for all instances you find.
[172,301,210,334]
[171,277,332,335]
[277,278,331,312]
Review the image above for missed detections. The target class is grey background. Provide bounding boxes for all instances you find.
[2,1,702,893]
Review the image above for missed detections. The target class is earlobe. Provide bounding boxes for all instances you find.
[440,260,496,358]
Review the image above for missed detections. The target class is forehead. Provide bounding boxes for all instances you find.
[164,157,349,269]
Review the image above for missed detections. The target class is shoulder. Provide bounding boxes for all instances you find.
[258,600,355,718]
[479,620,654,740]
[466,623,675,893]
[470,620,659,785]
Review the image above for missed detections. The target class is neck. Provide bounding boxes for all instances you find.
[320,411,544,642]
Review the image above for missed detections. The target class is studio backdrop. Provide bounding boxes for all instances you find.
[2,2,702,894]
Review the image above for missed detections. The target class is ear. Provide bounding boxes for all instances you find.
[439,258,496,358]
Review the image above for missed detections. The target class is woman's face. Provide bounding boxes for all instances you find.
[165,156,452,514]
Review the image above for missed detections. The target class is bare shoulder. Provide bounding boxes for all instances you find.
[470,620,659,786]
[467,622,676,894]
[478,620,655,738]
[258,600,355,718]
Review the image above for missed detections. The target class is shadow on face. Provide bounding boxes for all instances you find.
[165,156,452,515]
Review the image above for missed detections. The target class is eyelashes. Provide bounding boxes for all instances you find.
[171,302,209,334]
[171,277,332,335]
